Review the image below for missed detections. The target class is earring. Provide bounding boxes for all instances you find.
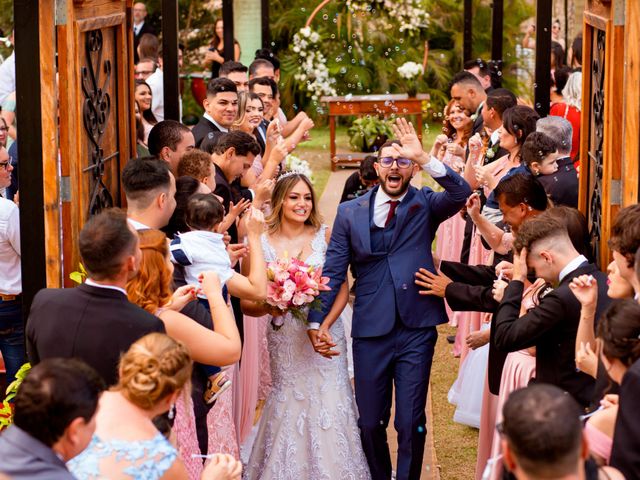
[168,404,175,420]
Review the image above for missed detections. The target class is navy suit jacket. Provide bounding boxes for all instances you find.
[309,167,471,337]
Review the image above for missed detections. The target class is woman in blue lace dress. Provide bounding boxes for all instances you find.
[68,333,194,479]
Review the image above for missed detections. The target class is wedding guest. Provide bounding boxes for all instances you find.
[498,384,623,480]
[177,149,216,191]
[122,157,176,230]
[536,116,579,208]
[26,209,166,386]
[204,18,241,80]
[481,88,517,161]
[464,58,493,92]
[0,32,15,105]
[148,120,195,173]
[192,78,238,148]
[569,34,583,70]
[0,145,23,384]
[219,61,249,92]
[550,66,572,107]
[134,57,157,81]
[136,33,159,65]
[254,48,281,82]
[248,58,276,80]
[1,93,17,147]
[132,2,155,63]
[146,45,184,122]
[339,155,378,203]
[521,132,559,178]
[450,71,487,136]
[134,80,158,145]
[550,40,566,75]
[493,212,610,408]
[0,359,104,480]
[608,204,640,297]
[163,175,210,239]
[68,333,193,479]
[550,71,582,164]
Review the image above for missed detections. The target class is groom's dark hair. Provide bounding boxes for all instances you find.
[377,140,402,160]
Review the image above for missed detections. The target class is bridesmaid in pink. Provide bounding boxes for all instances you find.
[433,101,472,326]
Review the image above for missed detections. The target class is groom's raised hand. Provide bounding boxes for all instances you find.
[391,118,429,166]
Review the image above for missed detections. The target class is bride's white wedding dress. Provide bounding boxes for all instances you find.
[244,225,371,480]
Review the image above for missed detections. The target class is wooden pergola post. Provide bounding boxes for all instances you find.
[534,0,553,117]
[162,0,180,121]
[14,0,59,317]
[463,0,473,62]
[222,0,235,62]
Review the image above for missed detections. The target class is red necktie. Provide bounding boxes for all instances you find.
[384,200,400,228]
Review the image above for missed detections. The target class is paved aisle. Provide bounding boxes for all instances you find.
[317,169,439,480]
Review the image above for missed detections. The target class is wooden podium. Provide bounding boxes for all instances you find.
[320,94,430,171]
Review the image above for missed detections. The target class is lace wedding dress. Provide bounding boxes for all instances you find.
[243,225,371,480]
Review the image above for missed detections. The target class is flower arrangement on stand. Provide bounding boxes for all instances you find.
[397,61,424,97]
[265,256,329,330]
[292,27,337,102]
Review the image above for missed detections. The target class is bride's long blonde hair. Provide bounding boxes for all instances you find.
[265,173,322,234]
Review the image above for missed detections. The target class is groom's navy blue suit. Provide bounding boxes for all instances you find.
[309,167,471,480]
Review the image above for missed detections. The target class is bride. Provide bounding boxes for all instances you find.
[241,172,370,479]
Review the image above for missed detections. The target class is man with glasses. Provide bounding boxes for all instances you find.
[132,2,155,64]
[134,57,156,81]
[308,118,471,480]
[0,145,24,385]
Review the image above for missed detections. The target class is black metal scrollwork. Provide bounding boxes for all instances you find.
[588,29,606,265]
[81,29,113,216]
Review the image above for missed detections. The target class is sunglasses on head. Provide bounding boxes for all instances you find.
[378,157,412,169]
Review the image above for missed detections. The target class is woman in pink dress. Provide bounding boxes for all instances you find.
[433,101,472,326]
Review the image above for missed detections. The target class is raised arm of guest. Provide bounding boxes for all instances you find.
[463,133,484,189]
[466,192,511,254]
[283,116,315,152]
[569,274,599,378]
[281,111,310,138]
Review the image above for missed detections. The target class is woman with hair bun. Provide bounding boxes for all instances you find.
[68,333,243,480]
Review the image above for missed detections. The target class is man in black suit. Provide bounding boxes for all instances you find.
[192,78,238,148]
[133,2,156,64]
[464,58,493,93]
[493,212,611,408]
[610,357,640,478]
[26,209,165,386]
[147,120,195,174]
[450,71,487,136]
[536,116,579,208]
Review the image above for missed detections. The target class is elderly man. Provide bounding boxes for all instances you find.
[132,2,155,63]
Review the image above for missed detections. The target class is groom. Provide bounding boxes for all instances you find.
[308,118,471,480]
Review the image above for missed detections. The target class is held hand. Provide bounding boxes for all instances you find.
[465,192,482,220]
[307,329,339,359]
[169,285,197,311]
[391,118,425,164]
[228,198,252,218]
[575,341,598,378]
[512,248,528,282]
[492,279,508,303]
[244,207,266,236]
[466,329,490,350]
[495,261,514,281]
[415,268,451,297]
[201,453,242,480]
[227,243,248,267]
[568,274,598,309]
[199,271,222,298]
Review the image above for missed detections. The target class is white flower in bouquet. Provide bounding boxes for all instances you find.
[397,61,424,80]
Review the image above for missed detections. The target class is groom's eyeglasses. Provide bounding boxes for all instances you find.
[378,157,412,169]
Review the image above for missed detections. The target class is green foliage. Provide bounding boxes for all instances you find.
[347,116,394,153]
[0,363,31,431]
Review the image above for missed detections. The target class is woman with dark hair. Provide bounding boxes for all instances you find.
[135,80,158,146]
[241,173,370,479]
[550,65,573,107]
[204,19,241,79]
[551,40,566,75]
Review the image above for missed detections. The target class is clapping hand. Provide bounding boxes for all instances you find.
[512,248,528,282]
[391,118,426,165]
[201,453,242,480]
[468,133,483,154]
[492,279,508,303]
[465,193,482,221]
[254,178,275,206]
[495,261,514,281]
[266,119,282,145]
[168,285,197,311]
[569,274,598,309]
[575,341,598,378]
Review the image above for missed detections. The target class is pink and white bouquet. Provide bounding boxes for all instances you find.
[266,257,330,330]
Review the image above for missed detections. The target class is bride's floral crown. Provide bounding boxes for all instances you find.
[278,170,310,182]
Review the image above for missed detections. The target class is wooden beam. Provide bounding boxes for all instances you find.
[491,0,504,86]
[622,0,640,204]
[534,0,553,117]
[14,0,59,318]
[261,0,270,49]
[222,0,235,62]
[463,0,473,62]
[162,0,180,121]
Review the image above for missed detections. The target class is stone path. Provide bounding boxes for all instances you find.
[317,167,439,480]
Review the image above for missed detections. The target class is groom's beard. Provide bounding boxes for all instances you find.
[379,173,412,198]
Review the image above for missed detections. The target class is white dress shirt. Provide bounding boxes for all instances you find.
[0,52,15,106]
[0,197,20,294]
[558,254,588,283]
[84,279,128,296]
[133,21,144,36]
[203,113,228,133]
[146,67,164,122]
[127,218,150,231]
